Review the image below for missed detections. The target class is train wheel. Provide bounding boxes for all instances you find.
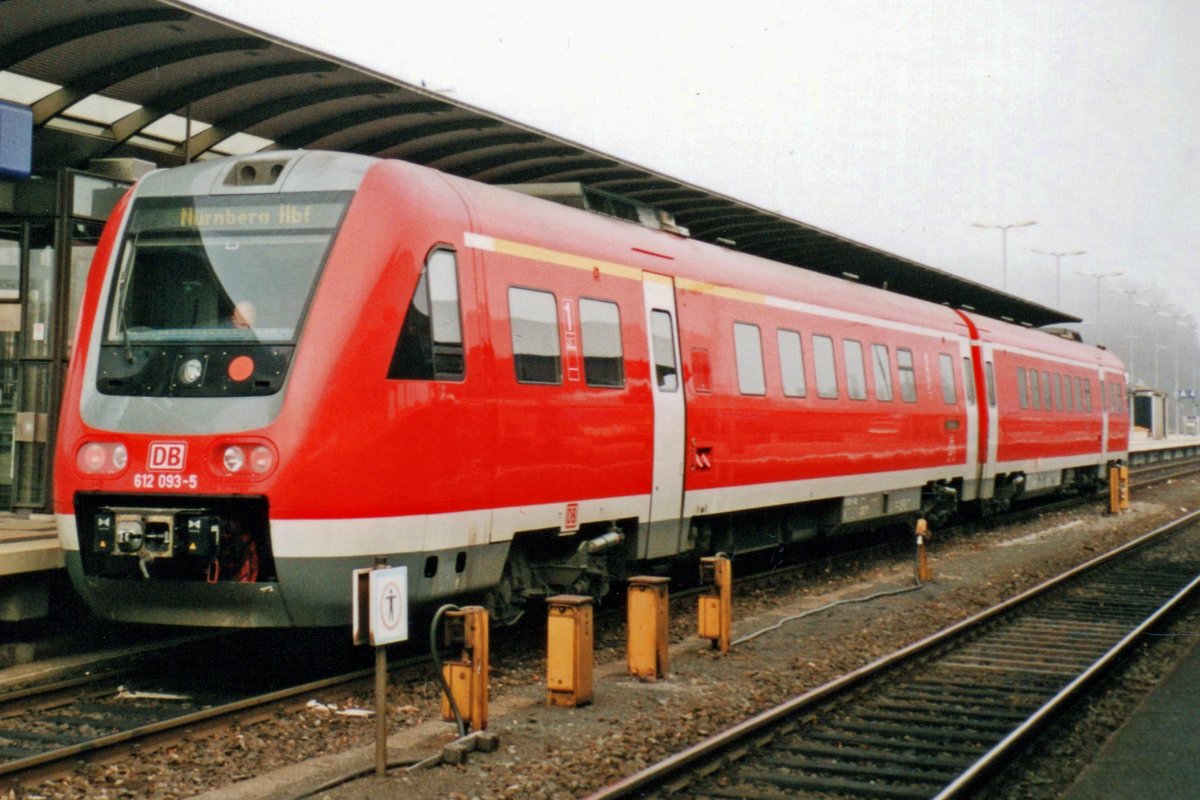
[484,548,532,626]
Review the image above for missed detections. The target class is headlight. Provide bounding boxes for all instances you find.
[178,357,205,386]
[249,445,274,474]
[213,441,277,479]
[222,446,246,473]
[77,442,128,476]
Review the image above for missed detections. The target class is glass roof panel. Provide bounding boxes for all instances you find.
[0,71,58,104]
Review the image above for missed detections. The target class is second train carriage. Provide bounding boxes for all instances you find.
[53,151,1129,627]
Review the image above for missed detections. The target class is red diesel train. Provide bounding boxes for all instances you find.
[53,151,1129,627]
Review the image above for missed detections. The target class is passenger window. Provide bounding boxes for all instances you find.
[1029,369,1041,409]
[1073,376,1083,412]
[650,310,678,392]
[873,344,894,401]
[813,334,838,399]
[897,348,917,403]
[734,323,766,395]
[1017,367,1028,409]
[962,357,976,404]
[1083,378,1093,411]
[579,298,624,388]
[1041,371,1052,408]
[388,249,465,381]
[1064,375,1074,411]
[985,361,996,407]
[509,287,561,384]
[1053,374,1063,410]
[778,329,807,397]
[938,353,957,404]
[843,339,867,400]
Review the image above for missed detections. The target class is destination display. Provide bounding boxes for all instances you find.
[130,192,350,234]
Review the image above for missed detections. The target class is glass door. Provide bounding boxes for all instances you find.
[0,225,21,509]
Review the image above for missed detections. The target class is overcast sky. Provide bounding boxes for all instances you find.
[191,0,1199,373]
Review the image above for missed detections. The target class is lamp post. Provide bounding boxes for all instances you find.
[973,219,1037,291]
[1139,301,1173,390]
[1172,313,1195,433]
[1032,248,1085,309]
[1111,286,1149,380]
[1074,269,1123,345]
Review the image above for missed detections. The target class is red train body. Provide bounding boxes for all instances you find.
[53,151,1129,627]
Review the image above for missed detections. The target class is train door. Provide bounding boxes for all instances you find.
[642,272,685,559]
[1097,367,1110,454]
[959,342,979,495]
[977,343,1000,498]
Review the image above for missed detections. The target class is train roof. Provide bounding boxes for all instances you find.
[0,0,1077,329]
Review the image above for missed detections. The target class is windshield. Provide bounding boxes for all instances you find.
[106,192,351,344]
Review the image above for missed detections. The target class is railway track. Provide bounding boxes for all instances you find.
[0,635,430,786]
[586,508,1200,800]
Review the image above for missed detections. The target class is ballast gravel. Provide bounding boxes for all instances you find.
[12,475,1200,800]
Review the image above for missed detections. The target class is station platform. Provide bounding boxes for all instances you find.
[1128,432,1200,461]
[0,514,62,620]
[1063,628,1200,799]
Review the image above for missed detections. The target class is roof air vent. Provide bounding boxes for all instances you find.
[503,182,689,237]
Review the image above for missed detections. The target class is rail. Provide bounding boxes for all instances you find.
[584,508,1200,799]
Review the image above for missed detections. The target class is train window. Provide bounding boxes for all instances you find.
[843,340,867,400]
[650,310,679,392]
[873,344,894,401]
[109,191,351,347]
[778,329,807,397]
[1073,376,1083,412]
[1053,374,1063,410]
[1028,370,1041,409]
[985,361,996,407]
[1064,375,1074,411]
[813,334,838,398]
[388,249,465,381]
[509,287,562,384]
[938,354,957,404]
[1041,371,1052,409]
[897,348,917,403]
[962,357,976,404]
[579,298,624,388]
[1083,378,1093,411]
[734,323,766,395]
[1017,367,1028,409]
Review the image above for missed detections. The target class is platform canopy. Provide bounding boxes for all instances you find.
[0,0,1077,327]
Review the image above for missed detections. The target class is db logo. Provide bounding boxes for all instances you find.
[563,502,580,532]
[148,441,187,472]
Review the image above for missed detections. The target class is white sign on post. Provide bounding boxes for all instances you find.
[352,565,409,646]
[369,565,409,646]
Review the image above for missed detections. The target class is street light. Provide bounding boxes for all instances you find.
[1171,312,1195,433]
[1111,286,1149,377]
[1074,269,1123,345]
[1138,301,1173,389]
[1032,248,1086,309]
[973,219,1037,291]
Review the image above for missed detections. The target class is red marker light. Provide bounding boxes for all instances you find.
[228,355,254,382]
